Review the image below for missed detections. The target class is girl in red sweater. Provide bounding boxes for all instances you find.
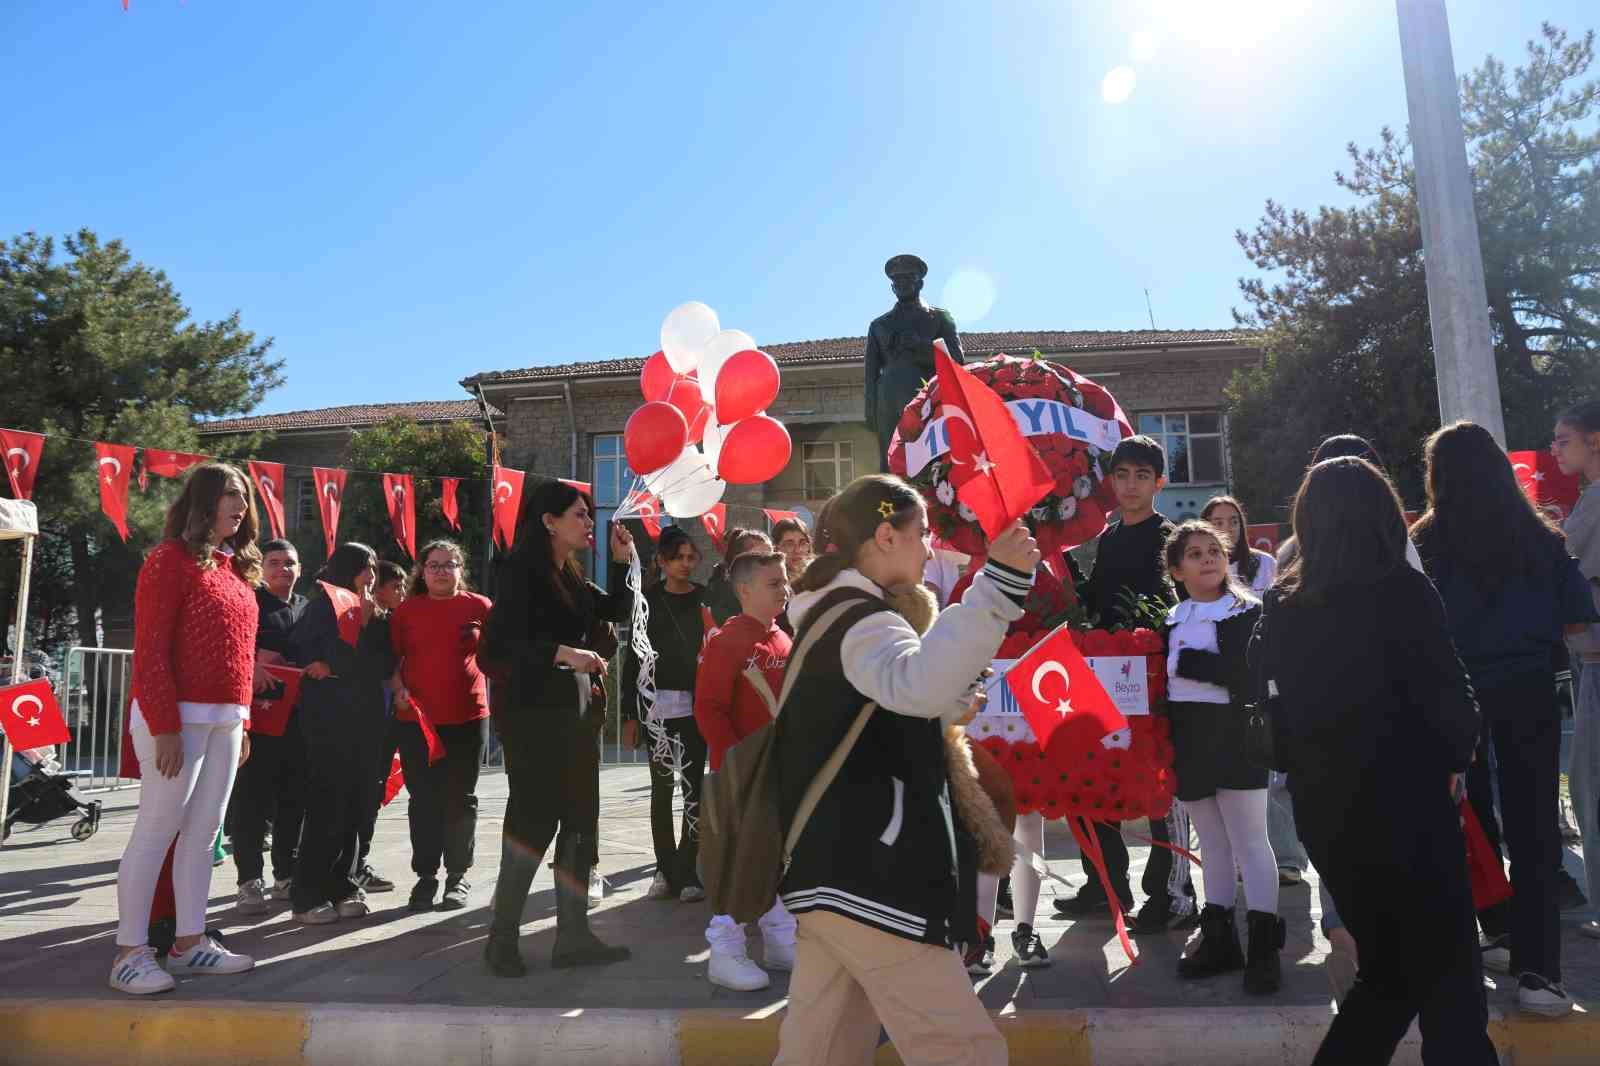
[112,464,264,996]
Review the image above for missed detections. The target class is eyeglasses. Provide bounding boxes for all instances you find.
[424,562,461,573]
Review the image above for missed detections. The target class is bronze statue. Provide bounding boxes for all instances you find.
[864,254,964,471]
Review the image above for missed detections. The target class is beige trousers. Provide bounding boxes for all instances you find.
[772,910,1006,1066]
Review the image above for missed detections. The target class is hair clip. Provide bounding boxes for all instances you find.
[878,500,896,519]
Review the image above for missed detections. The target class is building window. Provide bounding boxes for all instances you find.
[803,441,855,500]
[294,477,318,532]
[591,434,636,508]
[1136,412,1225,485]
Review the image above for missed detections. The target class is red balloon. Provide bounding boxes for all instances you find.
[667,377,712,446]
[640,351,676,403]
[624,401,688,475]
[717,415,792,484]
[714,349,780,425]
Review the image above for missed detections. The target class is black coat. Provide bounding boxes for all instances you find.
[289,595,395,750]
[1163,600,1266,800]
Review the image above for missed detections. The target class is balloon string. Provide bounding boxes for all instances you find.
[626,543,695,836]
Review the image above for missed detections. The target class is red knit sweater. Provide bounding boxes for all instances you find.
[131,539,260,735]
[694,614,791,771]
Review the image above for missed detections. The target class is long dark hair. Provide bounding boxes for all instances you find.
[163,462,263,584]
[1559,399,1600,435]
[1410,421,1565,593]
[1200,495,1259,585]
[651,525,699,588]
[318,542,377,591]
[507,478,591,608]
[795,475,924,593]
[1312,433,1386,468]
[1280,458,1409,604]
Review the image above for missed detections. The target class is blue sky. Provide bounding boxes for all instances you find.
[4,1,1592,415]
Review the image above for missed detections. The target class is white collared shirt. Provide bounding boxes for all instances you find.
[1165,593,1251,705]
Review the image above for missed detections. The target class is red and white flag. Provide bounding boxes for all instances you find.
[491,466,525,550]
[248,460,287,540]
[95,442,135,542]
[701,503,727,552]
[440,477,461,531]
[1509,450,1581,521]
[1,429,45,500]
[633,493,663,542]
[1245,523,1282,555]
[250,665,303,737]
[934,339,1055,540]
[140,449,205,490]
[383,473,416,560]
[311,467,346,556]
[319,580,363,647]
[1005,625,1128,753]
[0,678,71,749]
[559,478,592,498]
[762,508,798,527]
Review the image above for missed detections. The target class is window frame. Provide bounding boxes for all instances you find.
[1135,410,1227,486]
[802,440,855,500]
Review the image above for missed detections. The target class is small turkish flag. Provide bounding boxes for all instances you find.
[0,678,71,749]
[1509,450,1580,521]
[383,753,406,806]
[250,665,303,737]
[1,429,45,500]
[559,478,592,498]
[934,339,1055,540]
[319,580,363,647]
[701,503,727,552]
[95,442,135,542]
[312,467,346,557]
[1006,625,1128,753]
[632,493,663,542]
[491,466,525,550]
[1245,523,1282,555]
[248,461,287,540]
[440,477,461,531]
[141,449,205,490]
[383,473,416,560]
[762,508,798,527]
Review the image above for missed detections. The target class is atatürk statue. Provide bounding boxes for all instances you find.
[864,254,964,471]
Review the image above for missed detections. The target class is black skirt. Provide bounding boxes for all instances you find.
[1167,699,1269,801]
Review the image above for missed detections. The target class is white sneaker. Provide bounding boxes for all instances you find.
[109,946,176,995]
[646,872,675,900]
[269,878,293,901]
[1516,973,1572,1016]
[336,891,370,919]
[165,935,255,976]
[295,903,340,925]
[236,878,269,915]
[680,884,706,903]
[708,950,771,991]
[762,937,796,972]
[1581,920,1600,940]
[588,867,607,907]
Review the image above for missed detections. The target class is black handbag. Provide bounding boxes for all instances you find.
[1242,595,1284,771]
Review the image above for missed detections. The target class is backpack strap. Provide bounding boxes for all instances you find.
[742,666,780,719]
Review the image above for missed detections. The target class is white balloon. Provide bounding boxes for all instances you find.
[696,328,756,404]
[660,302,720,375]
[641,448,701,495]
[664,471,727,518]
[700,420,726,475]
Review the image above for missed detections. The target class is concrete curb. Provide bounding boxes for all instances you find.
[1,999,1595,1065]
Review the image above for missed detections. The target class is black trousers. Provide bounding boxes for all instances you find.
[356,713,398,866]
[291,726,371,912]
[648,716,708,889]
[498,711,599,865]
[1466,681,1563,980]
[232,713,306,885]
[1305,808,1497,1066]
[394,718,484,882]
[1077,813,1192,908]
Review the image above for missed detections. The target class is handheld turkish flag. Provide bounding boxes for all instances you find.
[141,449,204,490]
[701,503,727,552]
[0,678,71,749]
[95,442,135,542]
[1,429,45,500]
[1509,450,1580,521]
[491,466,525,550]
[934,339,1055,540]
[248,461,287,540]
[312,467,346,557]
[318,580,363,647]
[440,477,461,531]
[383,473,416,560]
[1005,624,1128,754]
[250,665,303,737]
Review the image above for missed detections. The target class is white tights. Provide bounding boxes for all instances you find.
[116,714,243,946]
[1008,812,1044,927]
[1185,788,1277,915]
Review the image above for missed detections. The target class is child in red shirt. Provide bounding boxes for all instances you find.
[693,550,797,991]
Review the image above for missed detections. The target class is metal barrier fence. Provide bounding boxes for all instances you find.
[61,646,135,792]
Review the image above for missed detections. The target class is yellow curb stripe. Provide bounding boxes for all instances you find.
[0,1001,309,1066]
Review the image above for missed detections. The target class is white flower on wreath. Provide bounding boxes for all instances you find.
[1057,497,1078,521]
[936,481,956,506]
[1030,505,1050,522]
[1073,476,1094,499]
[958,501,977,522]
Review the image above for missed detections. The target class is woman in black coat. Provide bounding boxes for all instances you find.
[289,542,396,924]
[1253,457,1496,1066]
[477,480,635,977]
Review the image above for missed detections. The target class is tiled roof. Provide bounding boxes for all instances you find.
[464,328,1254,386]
[197,399,497,435]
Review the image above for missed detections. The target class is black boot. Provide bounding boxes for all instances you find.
[1243,910,1285,995]
[551,833,630,969]
[484,836,541,978]
[1177,903,1244,980]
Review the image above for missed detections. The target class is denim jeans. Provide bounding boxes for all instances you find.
[1266,771,1309,873]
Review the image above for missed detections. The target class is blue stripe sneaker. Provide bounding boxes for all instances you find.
[109,946,176,995]
[165,934,254,976]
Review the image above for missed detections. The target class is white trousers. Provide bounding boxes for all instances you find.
[116,715,243,945]
[1007,811,1046,928]
[706,897,797,955]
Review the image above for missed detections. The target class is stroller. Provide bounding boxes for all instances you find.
[5,749,102,842]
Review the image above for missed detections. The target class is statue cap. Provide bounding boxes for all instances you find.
[884,253,928,280]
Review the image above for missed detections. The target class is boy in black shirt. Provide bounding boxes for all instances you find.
[1057,437,1198,932]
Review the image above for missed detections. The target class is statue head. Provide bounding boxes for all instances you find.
[885,253,928,304]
